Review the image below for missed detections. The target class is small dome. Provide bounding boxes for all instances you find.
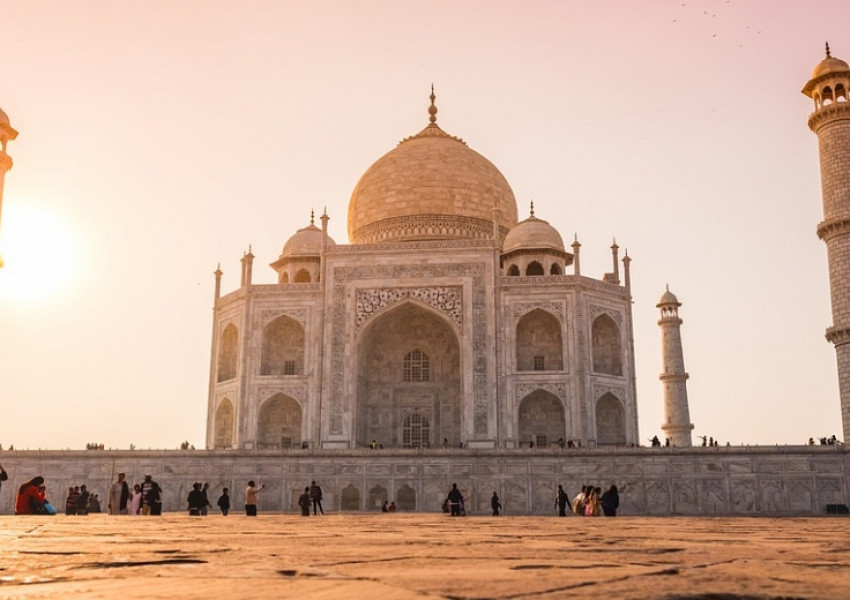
[657,287,680,307]
[811,55,850,80]
[502,213,565,254]
[280,223,335,258]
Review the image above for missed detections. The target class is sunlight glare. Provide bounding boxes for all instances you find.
[0,200,81,305]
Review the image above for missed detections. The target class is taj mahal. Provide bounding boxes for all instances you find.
[1,50,850,515]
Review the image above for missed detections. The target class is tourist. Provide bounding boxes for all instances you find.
[200,482,211,516]
[245,480,264,516]
[128,484,142,515]
[310,480,324,515]
[187,482,205,516]
[491,491,502,516]
[381,500,389,512]
[108,473,130,515]
[556,484,569,517]
[585,487,602,517]
[572,485,587,515]
[388,501,397,512]
[76,485,90,515]
[298,486,311,516]
[217,487,230,516]
[0,463,7,497]
[88,494,101,513]
[446,483,463,516]
[65,486,80,515]
[140,474,163,516]
[601,484,620,517]
[15,476,46,515]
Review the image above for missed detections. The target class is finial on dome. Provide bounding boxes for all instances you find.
[666,283,670,292]
[310,209,315,226]
[826,41,832,58]
[529,201,535,218]
[428,84,438,124]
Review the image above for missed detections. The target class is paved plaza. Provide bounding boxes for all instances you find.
[1,513,848,599]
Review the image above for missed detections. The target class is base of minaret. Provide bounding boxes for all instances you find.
[661,423,694,448]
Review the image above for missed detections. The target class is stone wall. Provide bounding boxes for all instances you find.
[0,446,847,516]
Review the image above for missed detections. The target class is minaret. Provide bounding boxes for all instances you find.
[0,107,19,268]
[658,286,694,447]
[803,44,850,442]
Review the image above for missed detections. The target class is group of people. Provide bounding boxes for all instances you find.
[809,435,841,446]
[296,481,324,516]
[563,484,619,517]
[380,500,397,512]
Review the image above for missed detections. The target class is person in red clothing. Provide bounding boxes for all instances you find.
[15,476,46,515]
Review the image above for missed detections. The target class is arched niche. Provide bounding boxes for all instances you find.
[341,484,360,511]
[550,263,561,275]
[595,392,625,446]
[356,302,461,448]
[525,261,544,276]
[516,308,563,371]
[217,324,238,382]
[256,393,302,449]
[591,314,622,376]
[507,264,520,276]
[261,315,305,376]
[213,398,234,449]
[369,484,388,510]
[517,389,566,447]
[294,268,311,283]
[396,484,416,511]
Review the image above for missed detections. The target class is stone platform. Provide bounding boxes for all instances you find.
[1,513,848,599]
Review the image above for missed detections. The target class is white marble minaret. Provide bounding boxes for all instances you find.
[803,44,850,442]
[658,286,694,447]
[0,106,18,268]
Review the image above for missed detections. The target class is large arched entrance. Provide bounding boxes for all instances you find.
[517,389,566,447]
[596,392,626,446]
[356,302,461,448]
[257,393,302,449]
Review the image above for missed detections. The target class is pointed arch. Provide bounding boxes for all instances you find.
[261,315,305,375]
[294,268,311,283]
[213,398,234,449]
[280,271,289,284]
[516,308,563,371]
[595,392,625,446]
[396,484,416,511]
[356,301,461,448]
[517,389,566,447]
[507,264,520,276]
[341,484,360,510]
[257,393,302,449]
[550,263,561,275]
[369,484,388,510]
[217,324,238,382]
[592,314,622,375]
[525,261,544,276]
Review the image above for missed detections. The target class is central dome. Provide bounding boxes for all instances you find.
[347,93,518,244]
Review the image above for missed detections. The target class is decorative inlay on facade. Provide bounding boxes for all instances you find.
[589,304,623,325]
[249,283,321,294]
[500,275,628,296]
[356,287,463,331]
[592,383,625,402]
[514,382,567,401]
[511,301,565,320]
[257,386,306,404]
[260,308,309,327]
[327,238,496,254]
[331,263,488,436]
[215,390,237,406]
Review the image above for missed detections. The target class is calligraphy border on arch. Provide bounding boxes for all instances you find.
[589,304,623,325]
[592,383,625,402]
[257,385,306,405]
[512,300,565,320]
[356,287,463,331]
[260,308,309,328]
[330,263,487,436]
[514,382,567,402]
[215,388,237,409]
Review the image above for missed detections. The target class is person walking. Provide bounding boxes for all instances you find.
[0,463,7,497]
[556,484,569,517]
[108,473,130,515]
[601,484,620,517]
[309,481,324,515]
[491,491,502,516]
[187,482,206,516]
[128,484,142,515]
[245,480,264,516]
[217,488,230,516]
[447,483,463,517]
[298,486,311,516]
[200,482,211,516]
[140,475,162,516]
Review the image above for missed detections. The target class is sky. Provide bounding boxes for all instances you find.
[0,0,847,450]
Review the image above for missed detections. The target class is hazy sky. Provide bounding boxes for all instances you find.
[0,1,847,450]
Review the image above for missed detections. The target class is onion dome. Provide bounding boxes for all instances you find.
[347,88,518,244]
[657,285,681,307]
[803,43,850,97]
[279,212,336,258]
[502,203,565,253]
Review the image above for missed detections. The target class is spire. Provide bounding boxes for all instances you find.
[529,200,535,218]
[826,41,832,58]
[428,84,438,124]
[310,209,315,226]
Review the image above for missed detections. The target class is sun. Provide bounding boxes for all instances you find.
[0,199,81,305]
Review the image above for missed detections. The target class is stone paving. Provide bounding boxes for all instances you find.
[1,513,849,599]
